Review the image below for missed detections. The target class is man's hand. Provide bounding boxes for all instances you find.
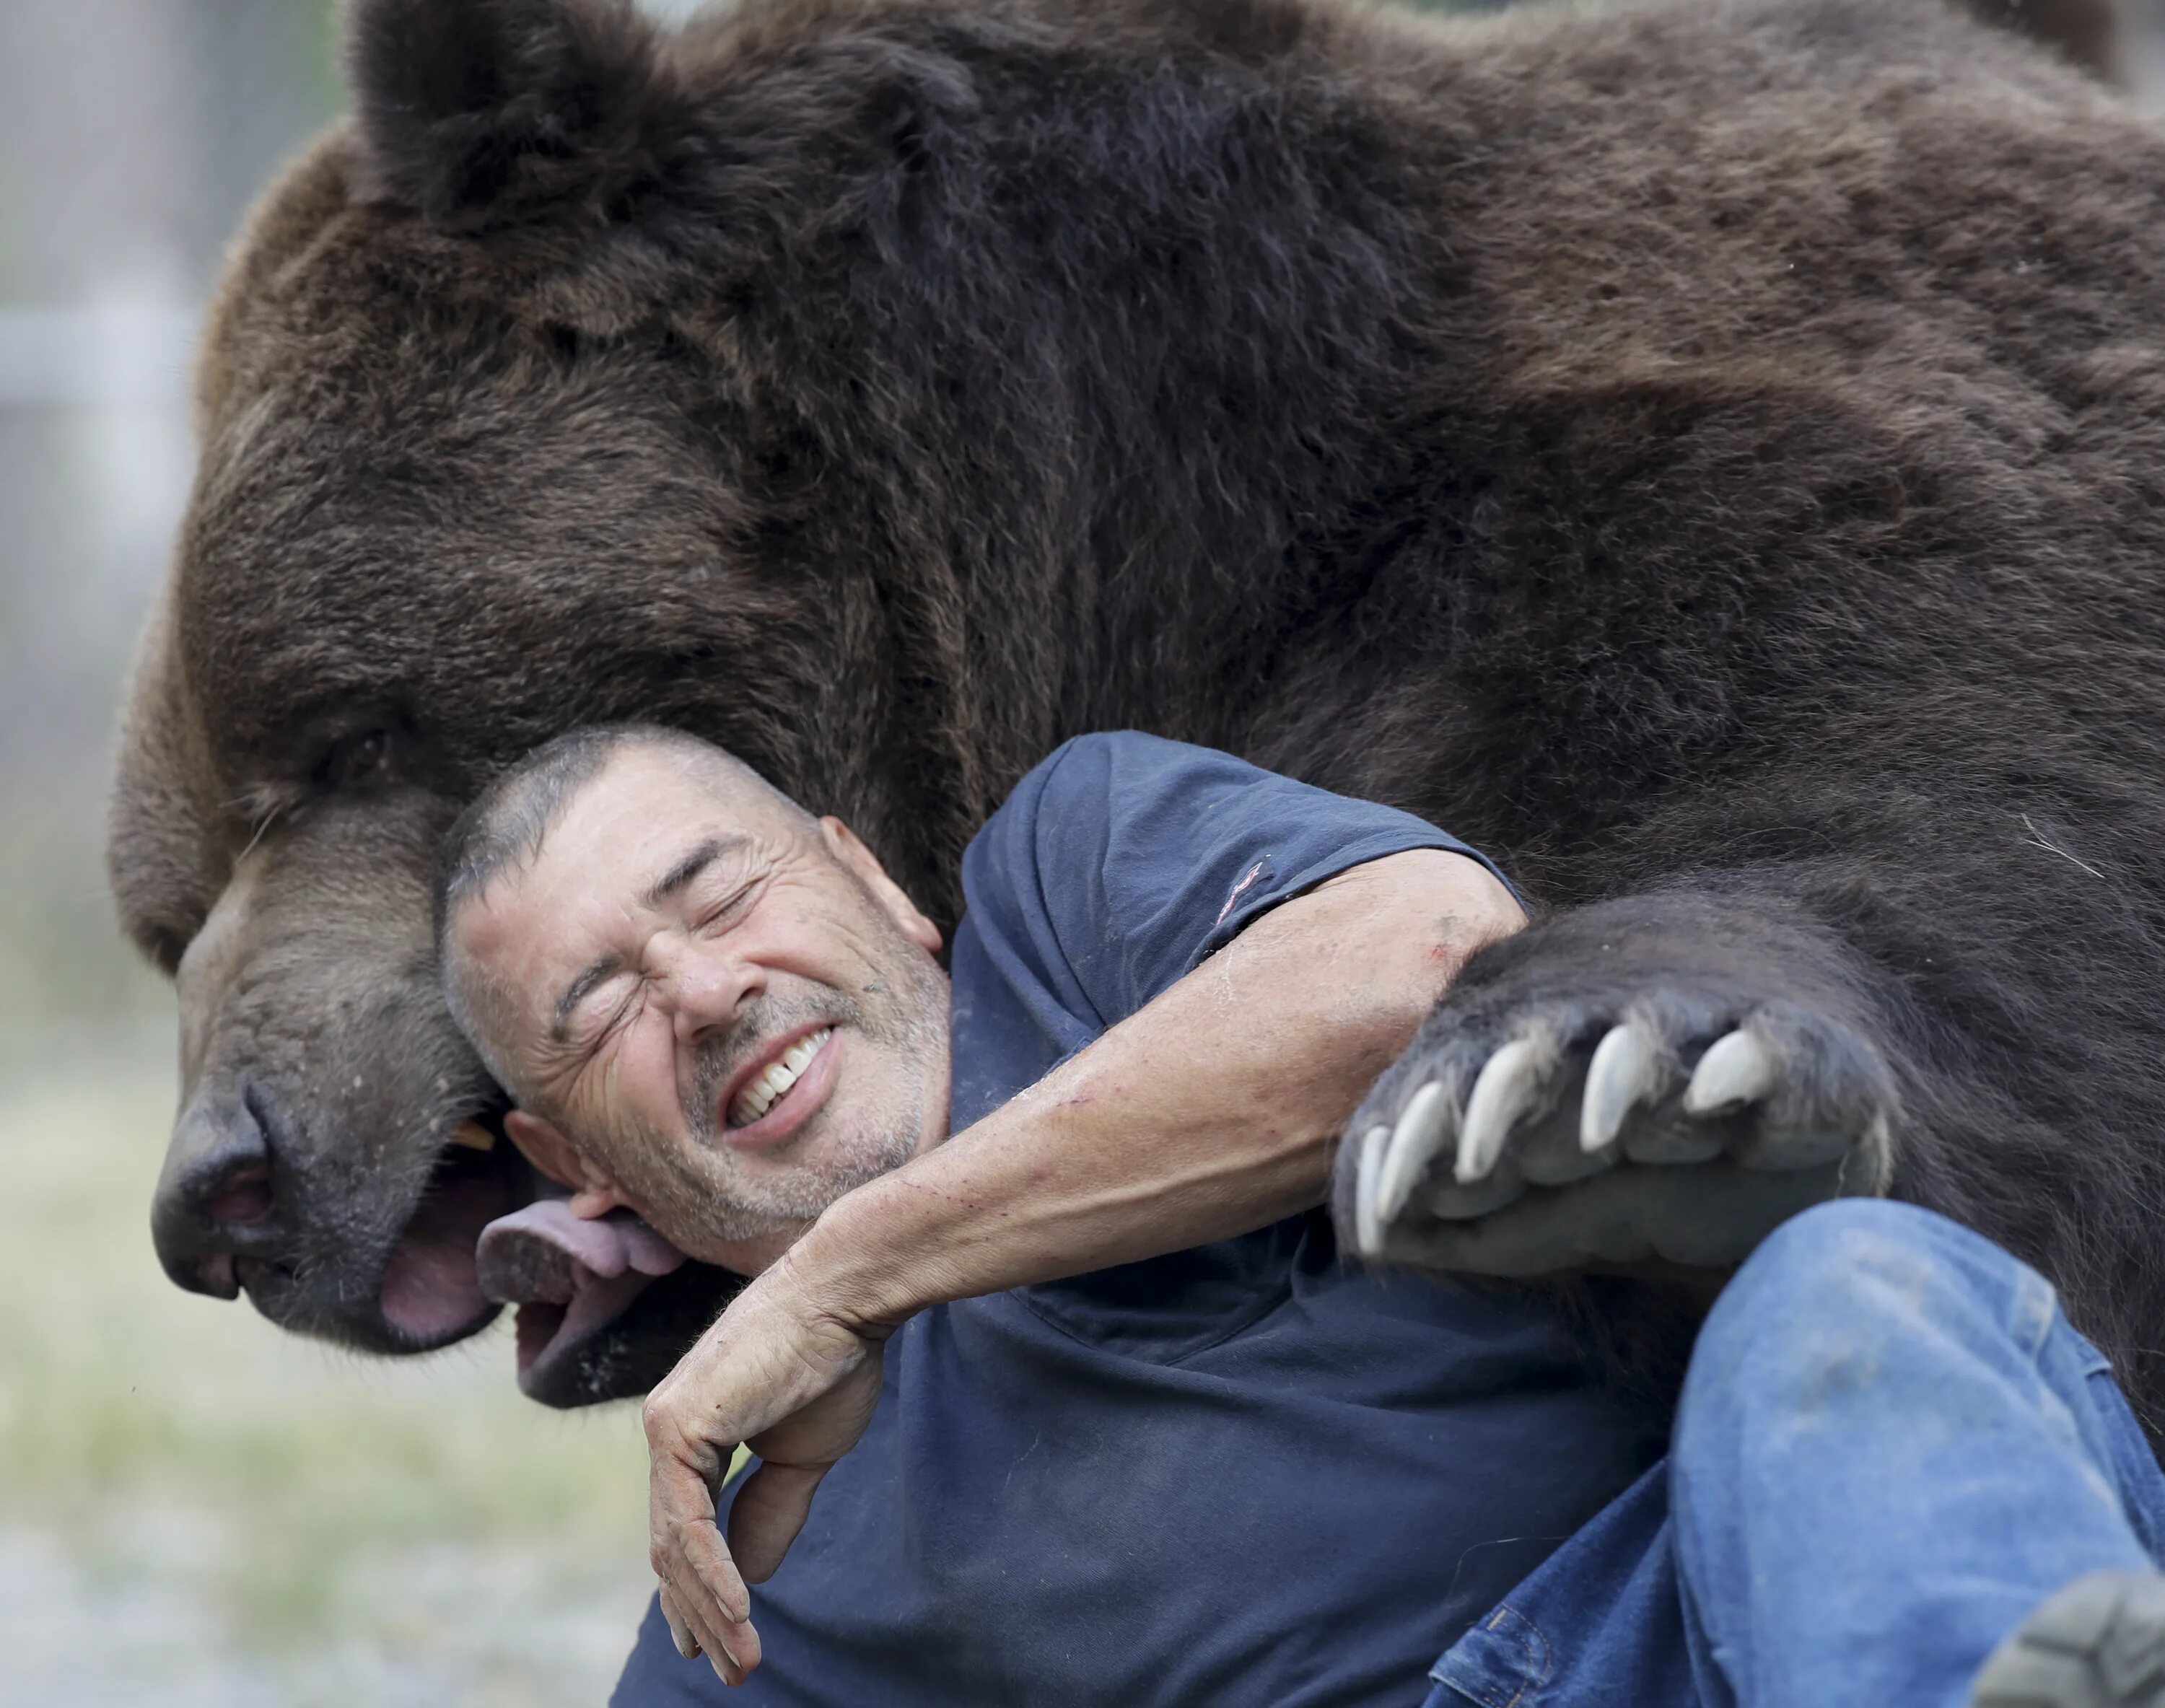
[644,1250,889,1686]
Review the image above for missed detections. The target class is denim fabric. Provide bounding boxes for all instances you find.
[1428,1200,2165,1708]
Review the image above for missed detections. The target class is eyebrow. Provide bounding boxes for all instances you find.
[546,836,755,1044]
[549,955,622,1046]
[642,836,746,910]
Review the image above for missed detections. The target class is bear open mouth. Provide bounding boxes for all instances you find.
[377,1115,526,1348]
[475,1194,687,1397]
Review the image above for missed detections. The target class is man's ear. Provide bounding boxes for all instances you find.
[344,0,690,227]
[820,816,944,957]
[503,1108,630,1218]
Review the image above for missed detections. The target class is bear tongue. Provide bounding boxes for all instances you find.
[476,1197,687,1303]
[474,1197,688,1391]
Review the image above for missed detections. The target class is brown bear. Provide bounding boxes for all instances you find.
[109,0,2165,1420]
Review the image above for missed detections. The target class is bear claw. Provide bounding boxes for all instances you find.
[1349,1004,1896,1269]
[1682,1029,1777,1117]
[1580,1022,1665,1154]
[1374,1081,1449,1227]
[1457,1038,1548,1184]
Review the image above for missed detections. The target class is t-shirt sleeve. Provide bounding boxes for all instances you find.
[958,731,1526,1030]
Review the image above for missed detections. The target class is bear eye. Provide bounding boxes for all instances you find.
[319,727,393,789]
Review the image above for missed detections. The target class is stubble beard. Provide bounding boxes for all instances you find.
[635,952,948,1251]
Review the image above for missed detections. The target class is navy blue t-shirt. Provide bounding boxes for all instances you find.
[616,734,1663,1707]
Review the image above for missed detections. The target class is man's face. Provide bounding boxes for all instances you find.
[453,748,950,1269]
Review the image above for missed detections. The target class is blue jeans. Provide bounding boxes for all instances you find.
[1427,1199,2165,1708]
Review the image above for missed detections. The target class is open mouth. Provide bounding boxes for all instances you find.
[719,1022,841,1149]
[473,1194,686,1396]
[727,1025,835,1127]
[377,1112,527,1348]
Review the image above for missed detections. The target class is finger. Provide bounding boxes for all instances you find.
[704,1621,753,1690]
[651,1443,760,1678]
[660,1541,759,1686]
[659,1585,701,1660]
[661,1569,751,1686]
[1456,1036,1547,1183]
[660,1497,760,1668]
[728,1460,834,1584]
[650,1422,750,1616]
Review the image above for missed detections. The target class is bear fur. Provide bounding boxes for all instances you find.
[110,0,2165,1416]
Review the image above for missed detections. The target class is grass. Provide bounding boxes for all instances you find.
[0,1026,657,1703]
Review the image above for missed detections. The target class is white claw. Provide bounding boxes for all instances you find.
[1684,1030,1778,1116]
[1354,1124,1391,1257]
[1374,1082,1451,1230]
[1457,1038,1547,1184]
[1581,1023,1661,1154]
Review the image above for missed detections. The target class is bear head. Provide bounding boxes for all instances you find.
[108,0,1440,1401]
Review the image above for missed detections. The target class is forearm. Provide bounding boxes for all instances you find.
[790,848,1525,1329]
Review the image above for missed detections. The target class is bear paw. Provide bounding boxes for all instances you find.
[1341,986,1899,1276]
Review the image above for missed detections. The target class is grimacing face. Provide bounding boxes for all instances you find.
[448,747,953,1271]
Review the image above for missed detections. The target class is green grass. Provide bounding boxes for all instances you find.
[0,1028,657,1700]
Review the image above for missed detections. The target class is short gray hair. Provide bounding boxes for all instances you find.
[431,722,811,1092]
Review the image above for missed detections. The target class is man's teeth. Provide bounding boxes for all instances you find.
[730,1028,833,1127]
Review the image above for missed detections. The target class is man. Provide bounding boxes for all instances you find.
[439,726,2165,1708]
[434,722,1663,1704]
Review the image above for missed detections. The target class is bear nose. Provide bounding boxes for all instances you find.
[152,1090,283,1299]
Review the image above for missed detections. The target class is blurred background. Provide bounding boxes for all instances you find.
[0,6,720,1703]
[1,0,2159,1703]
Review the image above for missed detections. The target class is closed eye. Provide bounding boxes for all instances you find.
[572,978,645,1067]
[690,869,763,933]
[696,887,756,932]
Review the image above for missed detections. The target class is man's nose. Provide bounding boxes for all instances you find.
[657,941,762,1040]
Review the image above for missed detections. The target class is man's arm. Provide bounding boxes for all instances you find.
[814,846,1523,1315]
[644,848,1525,1682]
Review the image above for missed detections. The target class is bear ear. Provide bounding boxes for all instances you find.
[344,0,681,225]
